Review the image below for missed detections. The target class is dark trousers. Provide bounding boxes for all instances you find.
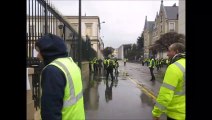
[167,116,175,120]
[157,66,159,71]
[149,67,155,80]
[115,67,119,74]
[89,63,91,72]
[106,70,113,81]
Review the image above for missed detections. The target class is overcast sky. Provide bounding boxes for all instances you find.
[50,0,179,48]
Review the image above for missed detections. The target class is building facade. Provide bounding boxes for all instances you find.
[143,16,154,58]
[65,16,104,59]
[117,45,124,60]
[178,0,185,35]
[117,44,132,60]
[143,0,179,59]
[27,15,104,60]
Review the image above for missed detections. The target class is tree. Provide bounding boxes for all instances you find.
[137,33,144,50]
[103,47,114,58]
[152,32,185,51]
[136,33,144,58]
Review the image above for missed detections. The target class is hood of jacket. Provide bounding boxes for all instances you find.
[35,33,68,65]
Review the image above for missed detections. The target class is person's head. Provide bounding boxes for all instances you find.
[150,55,154,59]
[35,33,68,65]
[167,42,185,59]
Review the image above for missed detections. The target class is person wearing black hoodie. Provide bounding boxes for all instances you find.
[35,33,85,120]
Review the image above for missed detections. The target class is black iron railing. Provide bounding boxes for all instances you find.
[27,0,97,109]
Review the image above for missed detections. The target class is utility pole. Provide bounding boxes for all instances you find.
[78,0,82,69]
[45,0,48,35]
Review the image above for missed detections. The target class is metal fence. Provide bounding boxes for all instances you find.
[27,0,96,109]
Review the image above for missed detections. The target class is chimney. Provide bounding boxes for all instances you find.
[173,3,176,7]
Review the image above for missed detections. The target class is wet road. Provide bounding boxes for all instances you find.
[83,61,167,120]
[118,61,165,96]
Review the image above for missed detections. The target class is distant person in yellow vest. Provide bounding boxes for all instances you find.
[149,56,155,81]
[93,57,98,73]
[103,58,107,72]
[35,33,85,120]
[106,58,115,81]
[89,59,94,73]
[152,43,185,120]
[123,58,127,66]
[114,59,119,74]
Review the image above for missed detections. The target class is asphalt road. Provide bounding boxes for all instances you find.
[83,61,167,120]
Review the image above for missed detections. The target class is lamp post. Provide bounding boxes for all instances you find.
[78,0,82,69]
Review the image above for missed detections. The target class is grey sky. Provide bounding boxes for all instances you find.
[51,0,179,48]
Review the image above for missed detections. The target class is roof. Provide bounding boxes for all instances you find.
[164,6,178,20]
[144,21,154,32]
[147,21,155,32]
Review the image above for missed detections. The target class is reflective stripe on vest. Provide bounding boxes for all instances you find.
[162,83,175,90]
[52,58,83,107]
[155,101,166,111]
[161,61,185,95]
[173,62,185,95]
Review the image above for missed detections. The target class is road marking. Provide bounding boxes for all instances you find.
[128,77,157,100]
[119,69,157,100]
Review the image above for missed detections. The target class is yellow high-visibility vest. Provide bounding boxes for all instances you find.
[152,58,185,120]
[41,57,85,120]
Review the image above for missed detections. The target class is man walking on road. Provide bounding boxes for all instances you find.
[35,33,85,120]
[106,58,115,81]
[123,58,127,66]
[149,56,155,81]
[152,42,185,120]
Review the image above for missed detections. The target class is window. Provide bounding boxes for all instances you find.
[85,23,93,36]
[169,22,175,31]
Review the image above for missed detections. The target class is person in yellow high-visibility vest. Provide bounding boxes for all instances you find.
[123,58,127,66]
[149,56,156,81]
[152,42,185,120]
[35,33,85,120]
[106,58,115,81]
